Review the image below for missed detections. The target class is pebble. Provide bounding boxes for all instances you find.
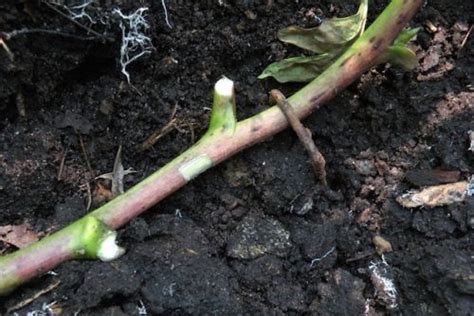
[226,214,291,259]
[373,235,393,255]
[354,159,377,176]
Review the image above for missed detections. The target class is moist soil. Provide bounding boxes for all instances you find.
[1,0,473,314]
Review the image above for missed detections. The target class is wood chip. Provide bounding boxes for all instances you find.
[425,20,438,33]
[405,169,461,187]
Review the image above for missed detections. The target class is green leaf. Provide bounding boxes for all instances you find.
[380,46,418,70]
[258,54,334,83]
[378,27,420,70]
[393,27,420,46]
[259,0,368,83]
[277,0,368,54]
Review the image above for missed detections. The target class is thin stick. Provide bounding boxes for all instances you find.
[140,104,178,151]
[270,89,327,185]
[0,38,14,61]
[6,280,60,313]
[459,25,472,52]
[41,0,113,42]
[77,133,93,176]
[140,117,178,151]
[186,121,195,144]
[57,150,67,181]
[2,28,105,41]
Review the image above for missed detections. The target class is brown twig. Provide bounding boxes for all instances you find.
[41,0,113,42]
[1,28,105,41]
[140,117,178,151]
[57,150,67,181]
[270,89,327,185]
[140,104,179,151]
[6,280,60,313]
[77,132,93,176]
[186,121,195,144]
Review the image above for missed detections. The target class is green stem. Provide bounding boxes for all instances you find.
[0,0,423,296]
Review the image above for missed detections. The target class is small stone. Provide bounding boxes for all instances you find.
[309,269,366,314]
[99,100,114,115]
[226,214,291,259]
[223,159,253,187]
[372,235,393,255]
[421,45,441,71]
[231,207,246,219]
[354,159,377,176]
[221,211,231,223]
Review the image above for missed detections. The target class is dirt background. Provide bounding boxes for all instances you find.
[0,0,473,314]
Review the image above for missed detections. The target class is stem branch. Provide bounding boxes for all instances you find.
[0,0,423,296]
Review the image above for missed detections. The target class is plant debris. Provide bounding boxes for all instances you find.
[258,0,368,82]
[270,89,327,184]
[396,181,468,208]
[404,169,461,187]
[0,224,39,249]
[96,145,135,197]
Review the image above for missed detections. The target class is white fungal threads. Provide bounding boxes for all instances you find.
[97,231,125,262]
[179,155,214,182]
[161,0,173,28]
[214,77,234,97]
[53,0,95,23]
[113,7,154,83]
[369,260,398,309]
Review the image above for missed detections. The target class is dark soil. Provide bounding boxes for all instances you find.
[1,0,473,314]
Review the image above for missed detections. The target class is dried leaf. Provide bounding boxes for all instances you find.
[95,145,135,198]
[0,224,39,248]
[396,181,468,208]
[258,54,333,83]
[277,0,368,53]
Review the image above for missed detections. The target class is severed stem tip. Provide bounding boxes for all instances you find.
[97,231,125,262]
[214,76,234,97]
